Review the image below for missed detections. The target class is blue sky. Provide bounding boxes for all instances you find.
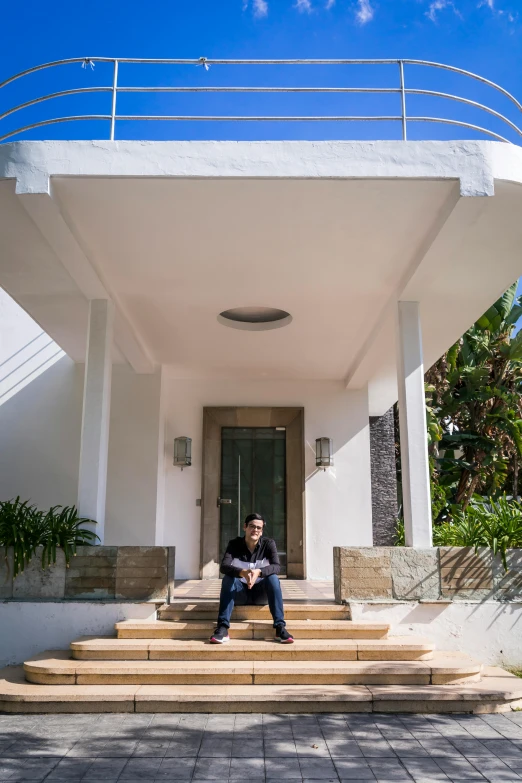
[1,0,521,144]
[1,0,521,299]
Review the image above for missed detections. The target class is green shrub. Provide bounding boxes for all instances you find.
[393,495,522,570]
[0,498,98,578]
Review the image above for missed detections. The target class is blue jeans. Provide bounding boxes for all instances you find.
[217,573,285,629]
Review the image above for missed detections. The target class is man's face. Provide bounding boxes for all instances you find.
[244,519,264,544]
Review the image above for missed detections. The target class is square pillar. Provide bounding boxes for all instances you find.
[78,299,114,543]
[396,301,432,547]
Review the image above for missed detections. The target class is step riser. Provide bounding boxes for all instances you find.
[159,610,351,621]
[25,672,480,686]
[117,629,388,640]
[72,650,433,661]
[2,699,512,714]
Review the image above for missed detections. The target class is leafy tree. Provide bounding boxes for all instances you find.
[425,282,522,513]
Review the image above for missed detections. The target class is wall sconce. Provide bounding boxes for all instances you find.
[173,436,192,470]
[315,437,333,470]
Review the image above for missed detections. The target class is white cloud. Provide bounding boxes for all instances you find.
[294,0,313,12]
[355,0,374,23]
[426,0,461,21]
[242,0,269,16]
[326,0,336,7]
[253,0,269,15]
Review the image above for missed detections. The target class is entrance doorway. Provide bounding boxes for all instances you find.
[220,427,287,573]
[200,407,305,579]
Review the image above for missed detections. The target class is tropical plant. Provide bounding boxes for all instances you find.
[0,498,98,578]
[0,498,48,578]
[394,495,522,570]
[425,282,522,510]
[40,505,99,570]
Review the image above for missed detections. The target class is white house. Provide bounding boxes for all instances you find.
[1,135,522,583]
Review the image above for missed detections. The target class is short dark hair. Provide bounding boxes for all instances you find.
[244,513,265,527]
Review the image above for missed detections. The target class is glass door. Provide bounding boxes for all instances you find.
[219,427,287,573]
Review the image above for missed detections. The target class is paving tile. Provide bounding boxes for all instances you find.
[198,739,232,757]
[418,738,460,757]
[265,756,302,779]
[164,740,202,757]
[326,740,363,758]
[46,758,94,779]
[388,739,430,757]
[434,756,487,779]
[357,740,396,758]
[231,739,264,757]
[155,757,196,780]
[265,740,298,757]
[298,757,338,779]
[484,741,522,759]
[401,758,451,779]
[333,757,376,778]
[192,757,231,780]
[119,758,163,780]
[296,742,330,757]
[229,757,265,778]
[83,757,128,780]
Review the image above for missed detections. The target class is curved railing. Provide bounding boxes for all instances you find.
[1,57,521,144]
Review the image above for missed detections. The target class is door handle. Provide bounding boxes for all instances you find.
[217,497,233,506]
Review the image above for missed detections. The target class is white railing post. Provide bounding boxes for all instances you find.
[399,60,407,141]
[110,60,119,141]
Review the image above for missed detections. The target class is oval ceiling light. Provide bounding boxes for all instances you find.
[218,306,292,331]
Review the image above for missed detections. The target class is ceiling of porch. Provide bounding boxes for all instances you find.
[1,166,522,413]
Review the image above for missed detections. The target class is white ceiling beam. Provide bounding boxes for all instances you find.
[15,177,155,374]
[344,182,464,391]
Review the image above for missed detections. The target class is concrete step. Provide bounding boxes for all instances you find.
[158,602,351,621]
[24,650,481,686]
[115,619,390,640]
[3,664,521,714]
[70,635,434,661]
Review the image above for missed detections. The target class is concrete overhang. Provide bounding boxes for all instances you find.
[1,139,521,411]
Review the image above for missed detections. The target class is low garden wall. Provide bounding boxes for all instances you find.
[0,545,175,602]
[333,546,522,603]
[334,546,522,666]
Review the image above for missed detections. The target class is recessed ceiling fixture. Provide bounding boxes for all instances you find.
[218,307,292,331]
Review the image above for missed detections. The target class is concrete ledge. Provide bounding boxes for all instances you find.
[334,546,522,603]
[1,546,175,602]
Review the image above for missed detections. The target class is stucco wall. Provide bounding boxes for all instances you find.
[349,601,522,667]
[0,602,158,668]
[162,376,373,580]
[0,294,162,544]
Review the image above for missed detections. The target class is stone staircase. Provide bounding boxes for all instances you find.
[1,601,521,713]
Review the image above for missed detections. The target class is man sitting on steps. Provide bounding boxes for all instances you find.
[210,512,294,645]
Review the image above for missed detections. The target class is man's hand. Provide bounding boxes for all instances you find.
[245,568,261,589]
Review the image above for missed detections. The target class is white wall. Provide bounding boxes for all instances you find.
[161,376,372,580]
[104,367,162,545]
[350,601,522,667]
[0,602,157,667]
[0,290,162,541]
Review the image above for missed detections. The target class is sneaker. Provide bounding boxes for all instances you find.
[275,625,294,644]
[210,625,230,644]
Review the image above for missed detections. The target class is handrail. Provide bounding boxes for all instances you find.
[1,57,521,145]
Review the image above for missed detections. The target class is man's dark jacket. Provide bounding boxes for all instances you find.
[220,536,281,578]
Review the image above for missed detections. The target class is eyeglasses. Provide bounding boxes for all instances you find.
[247,524,264,531]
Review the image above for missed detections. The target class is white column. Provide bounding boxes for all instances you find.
[78,299,114,543]
[396,301,432,547]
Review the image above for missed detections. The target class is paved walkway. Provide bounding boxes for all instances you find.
[1,711,522,782]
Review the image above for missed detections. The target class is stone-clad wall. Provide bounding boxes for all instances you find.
[333,546,522,603]
[0,546,175,601]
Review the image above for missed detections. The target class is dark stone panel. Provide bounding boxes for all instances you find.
[369,408,398,546]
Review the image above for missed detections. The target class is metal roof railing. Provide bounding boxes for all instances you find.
[1,57,521,144]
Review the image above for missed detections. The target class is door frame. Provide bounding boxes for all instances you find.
[200,407,305,579]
